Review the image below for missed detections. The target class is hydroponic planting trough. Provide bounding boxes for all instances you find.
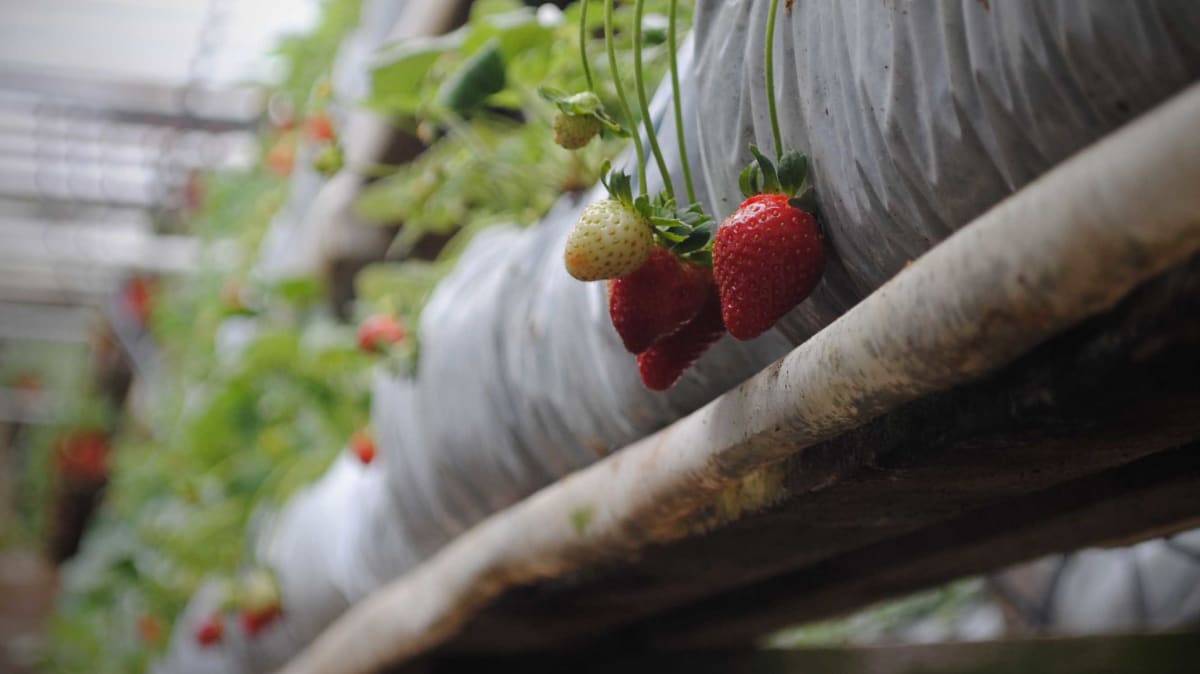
[279,84,1200,674]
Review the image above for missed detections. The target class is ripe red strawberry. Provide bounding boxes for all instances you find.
[122,275,154,327]
[637,289,725,390]
[714,145,824,340]
[608,246,712,354]
[350,430,376,465]
[239,606,281,636]
[56,430,110,483]
[564,199,652,281]
[714,193,823,339]
[305,113,335,143]
[194,615,224,647]
[357,315,406,353]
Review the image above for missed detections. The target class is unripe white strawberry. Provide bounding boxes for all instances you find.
[564,199,652,281]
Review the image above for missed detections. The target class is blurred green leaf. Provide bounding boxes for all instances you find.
[436,39,507,116]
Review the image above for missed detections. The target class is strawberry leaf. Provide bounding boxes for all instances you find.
[674,229,712,254]
[654,228,689,243]
[537,86,570,103]
[739,163,757,199]
[649,200,715,260]
[436,38,506,116]
[601,163,637,207]
[633,194,653,219]
[592,108,628,136]
[749,145,782,194]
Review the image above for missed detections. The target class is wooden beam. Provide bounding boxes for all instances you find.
[440,254,1200,653]
[429,631,1200,674]
[648,444,1200,649]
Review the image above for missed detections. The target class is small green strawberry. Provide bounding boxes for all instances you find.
[540,89,626,151]
[554,112,603,150]
[357,314,406,353]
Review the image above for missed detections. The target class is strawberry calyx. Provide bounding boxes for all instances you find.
[599,161,714,267]
[738,145,815,211]
[648,200,714,267]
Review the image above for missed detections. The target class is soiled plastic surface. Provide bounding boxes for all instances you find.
[157,2,1200,671]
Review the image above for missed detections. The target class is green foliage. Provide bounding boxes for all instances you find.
[436,38,508,115]
[42,1,368,671]
[1,341,116,551]
[41,3,700,671]
[357,0,691,268]
[272,0,362,105]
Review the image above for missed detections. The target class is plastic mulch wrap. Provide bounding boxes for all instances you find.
[694,0,1200,344]
[158,2,1200,671]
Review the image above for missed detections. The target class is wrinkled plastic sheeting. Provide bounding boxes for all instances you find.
[160,2,1200,671]
[694,0,1200,344]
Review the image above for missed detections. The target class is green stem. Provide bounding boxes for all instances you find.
[605,0,647,196]
[668,0,696,204]
[634,0,674,201]
[580,0,593,92]
[765,0,783,161]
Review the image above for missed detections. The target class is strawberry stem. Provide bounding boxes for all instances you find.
[668,0,696,205]
[765,0,783,162]
[633,0,675,202]
[579,0,593,92]
[605,0,648,196]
